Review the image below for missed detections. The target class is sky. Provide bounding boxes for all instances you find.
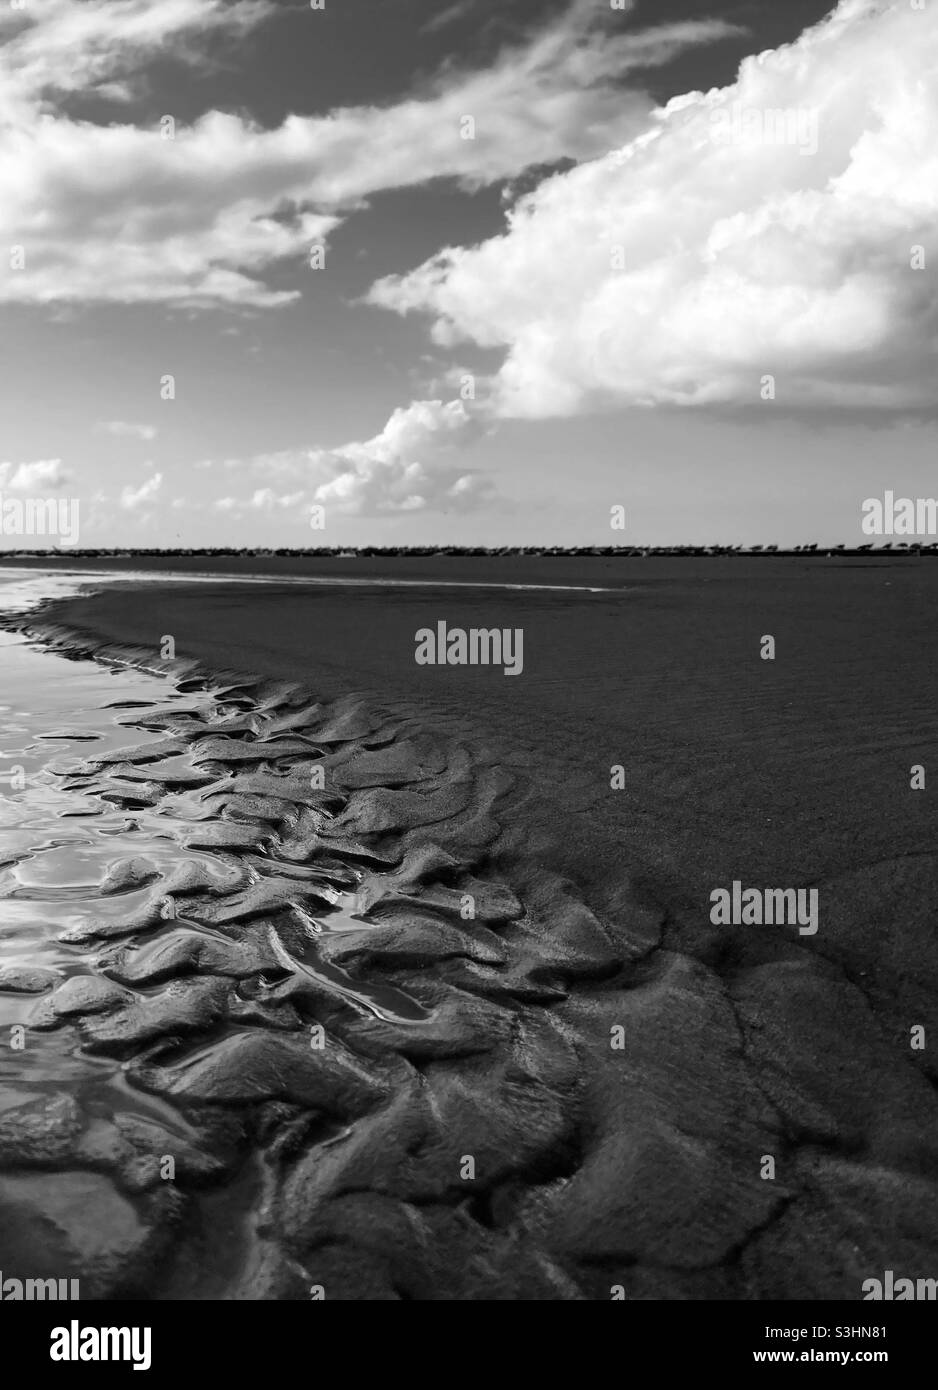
[0,0,935,549]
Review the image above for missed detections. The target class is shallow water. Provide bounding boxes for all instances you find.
[0,631,190,1045]
[0,560,615,593]
[0,628,425,1035]
[0,629,233,1276]
[0,564,448,1294]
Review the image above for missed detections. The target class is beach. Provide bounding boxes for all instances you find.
[1,556,937,1299]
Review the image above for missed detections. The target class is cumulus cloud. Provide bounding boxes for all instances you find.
[208,398,490,516]
[120,472,163,510]
[309,399,489,514]
[96,421,158,441]
[211,488,304,516]
[369,0,938,414]
[250,489,304,510]
[0,458,71,490]
[0,0,739,306]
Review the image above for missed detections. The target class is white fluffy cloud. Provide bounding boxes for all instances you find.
[209,399,488,516]
[310,399,488,514]
[0,458,71,490]
[211,488,304,515]
[251,489,302,510]
[369,0,938,414]
[120,472,163,510]
[0,0,270,111]
[0,0,739,306]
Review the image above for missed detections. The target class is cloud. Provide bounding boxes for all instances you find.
[0,117,340,307]
[248,488,304,510]
[369,0,938,415]
[96,420,158,441]
[120,472,163,510]
[210,488,301,515]
[420,0,476,36]
[0,0,740,306]
[0,0,272,111]
[208,398,491,516]
[0,458,71,490]
[310,399,489,514]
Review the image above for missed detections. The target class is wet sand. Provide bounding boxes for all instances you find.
[14,557,938,906]
[2,556,938,1298]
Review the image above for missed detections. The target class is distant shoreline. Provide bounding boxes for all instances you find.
[0,544,936,561]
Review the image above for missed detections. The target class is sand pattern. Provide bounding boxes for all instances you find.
[2,615,938,1300]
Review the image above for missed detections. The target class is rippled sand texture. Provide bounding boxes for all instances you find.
[0,630,626,1298]
[2,570,938,1299]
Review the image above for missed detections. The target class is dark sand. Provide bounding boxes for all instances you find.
[3,554,938,1298]
[14,556,938,906]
